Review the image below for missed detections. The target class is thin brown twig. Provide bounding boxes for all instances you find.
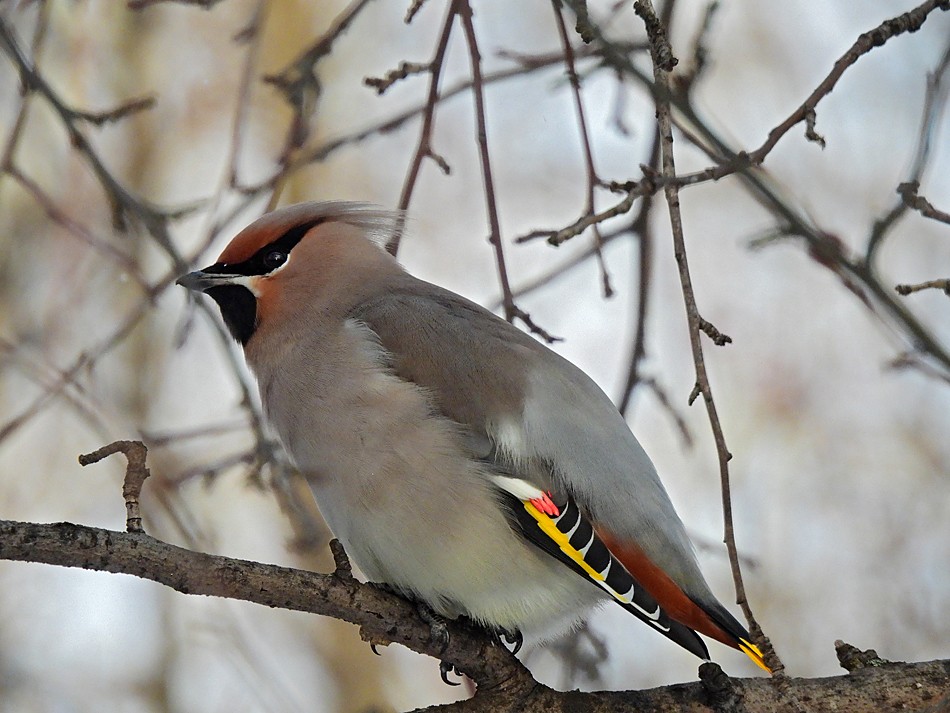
[577,0,950,193]
[674,0,718,91]
[225,0,268,193]
[0,0,49,172]
[4,166,150,291]
[0,339,110,444]
[256,43,619,206]
[570,2,950,381]
[389,0,458,255]
[458,0,552,340]
[262,0,376,209]
[0,352,93,447]
[186,0,268,269]
[140,420,249,447]
[641,376,694,449]
[364,60,431,95]
[888,351,950,385]
[618,130,660,415]
[551,0,612,297]
[494,223,630,309]
[404,0,429,24]
[745,0,949,162]
[70,96,157,126]
[79,440,152,533]
[0,261,181,452]
[0,17,194,271]
[895,279,950,296]
[516,184,649,246]
[868,40,950,259]
[897,180,950,226]
[633,0,781,674]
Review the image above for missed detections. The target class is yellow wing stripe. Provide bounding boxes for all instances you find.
[739,638,772,673]
[524,501,623,597]
[526,501,771,673]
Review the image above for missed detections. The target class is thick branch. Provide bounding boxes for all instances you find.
[2,519,949,712]
[0,519,529,696]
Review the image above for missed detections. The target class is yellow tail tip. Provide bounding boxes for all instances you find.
[739,639,772,674]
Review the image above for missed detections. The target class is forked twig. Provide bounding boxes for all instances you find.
[79,440,152,533]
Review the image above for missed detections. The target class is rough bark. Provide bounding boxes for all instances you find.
[2,519,948,713]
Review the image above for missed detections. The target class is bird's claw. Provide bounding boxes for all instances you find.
[439,660,462,686]
[498,627,524,654]
[416,601,451,654]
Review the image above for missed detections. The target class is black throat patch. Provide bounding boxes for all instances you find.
[200,218,326,345]
[206,284,257,345]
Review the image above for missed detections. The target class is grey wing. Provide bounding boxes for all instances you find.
[347,277,714,603]
[347,278,538,455]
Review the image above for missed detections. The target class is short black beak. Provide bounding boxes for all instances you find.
[176,269,240,293]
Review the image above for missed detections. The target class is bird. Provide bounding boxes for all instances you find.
[177,201,769,674]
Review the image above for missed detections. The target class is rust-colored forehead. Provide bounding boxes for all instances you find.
[216,204,328,265]
[214,201,398,266]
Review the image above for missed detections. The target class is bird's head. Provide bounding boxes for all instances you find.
[177,202,401,345]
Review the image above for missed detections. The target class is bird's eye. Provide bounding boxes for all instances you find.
[264,250,287,270]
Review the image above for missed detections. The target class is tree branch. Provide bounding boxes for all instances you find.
[3,518,949,712]
[0,518,529,696]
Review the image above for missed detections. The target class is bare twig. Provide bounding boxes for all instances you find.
[389,0,457,255]
[515,185,649,246]
[551,0,613,297]
[576,0,950,193]
[79,440,152,533]
[675,0,719,90]
[618,131,660,415]
[744,0,949,167]
[570,3,950,381]
[0,353,93,448]
[868,40,950,259]
[329,538,355,580]
[642,376,694,450]
[895,279,950,296]
[262,0,376,208]
[4,166,149,291]
[404,0,429,24]
[0,17,194,271]
[888,351,950,385]
[897,180,950,226]
[224,0,267,193]
[836,641,889,672]
[364,60,431,95]
[265,44,617,204]
[0,339,109,445]
[699,317,732,347]
[458,0,545,339]
[633,0,780,673]
[70,96,156,126]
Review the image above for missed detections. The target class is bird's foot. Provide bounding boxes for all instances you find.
[370,582,452,653]
[415,601,451,654]
[439,660,463,686]
[497,626,524,654]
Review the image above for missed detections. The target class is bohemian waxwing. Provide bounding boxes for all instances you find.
[177,201,769,673]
